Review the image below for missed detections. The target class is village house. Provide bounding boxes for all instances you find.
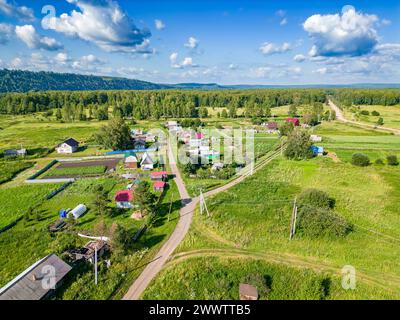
[134,139,146,150]
[140,152,155,170]
[239,283,259,301]
[124,154,139,169]
[263,122,279,133]
[115,190,134,209]
[56,138,79,154]
[3,148,27,158]
[150,171,168,181]
[0,254,72,300]
[153,181,167,192]
[286,118,300,127]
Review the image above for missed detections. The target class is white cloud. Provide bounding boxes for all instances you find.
[229,63,237,70]
[293,54,306,62]
[0,23,13,44]
[0,0,34,22]
[381,19,391,26]
[303,7,379,57]
[54,52,69,64]
[72,54,104,70]
[155,19,165,30]
[313,67,327,75]
[170,52,197,68]
[280,18,288,26]
[259,42,291,55]
[43,0,151,54]
[184,36,199,49]
[276,10,286,17]
[15,25,63,51]
[10,57,23,68]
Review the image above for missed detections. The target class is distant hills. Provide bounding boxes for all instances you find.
[0,69,399,93]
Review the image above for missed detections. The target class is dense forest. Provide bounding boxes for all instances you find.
[0,69,168,93]
[331,89,400,106]
[0,89,327,120]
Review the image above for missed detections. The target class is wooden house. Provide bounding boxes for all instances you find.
[0,254,71,300]
[56,138,79,154]
[124,155,139,169]
[140,153,155,170]
[115,190,134,209]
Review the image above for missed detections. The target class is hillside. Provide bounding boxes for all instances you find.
[0,69,169,92]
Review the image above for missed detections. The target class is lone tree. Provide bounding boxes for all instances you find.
[135,181,157,216]
[109,223,130,255]
[92,185,110,216]
[94,118,132,150]
[284,130,313,160]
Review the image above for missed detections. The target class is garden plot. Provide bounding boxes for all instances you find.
[43,158,121,179]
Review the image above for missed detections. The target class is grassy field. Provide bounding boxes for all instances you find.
[0,183,62,228]
[313,121,400,162]
[0,160,34,185]
[343,105,400,130]
[45,165,107,177]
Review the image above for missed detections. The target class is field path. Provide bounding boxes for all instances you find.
[165,249,400,295]
[328,99,400,136]
[123,141,282,300]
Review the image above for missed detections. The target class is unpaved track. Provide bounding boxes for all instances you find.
[123,142,282,300]
[328,99,400,136]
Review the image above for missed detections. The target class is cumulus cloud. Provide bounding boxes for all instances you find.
[10,57,23,68]
[259,42,291,55]
[72,54,104,70]
[170,52,197,68]
[184,36,199,49]
[303,7,379,57]
[155,19,165,30]
[43,0,152,54]
[15,25,63,51]
[54,52,69,64]
[293,54,306,62]
[0,23,13,44]
[0,0,35,22]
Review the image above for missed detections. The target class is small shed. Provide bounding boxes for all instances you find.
[124,155,139,169]
[311,145,324,156]
[115,190,134,209]
[4,148,27,157]
[0,254,72,300]
[153,181,166,192]
[65,241,109,264]
[310,134,322,142]
[239,283,259,301]
[150,171,168,181]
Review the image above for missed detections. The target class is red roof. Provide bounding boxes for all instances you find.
[286,118,300,126]
[153,181,166,189]
[115,190,133,202]
[150,171,168,177]
[195,132,204,139]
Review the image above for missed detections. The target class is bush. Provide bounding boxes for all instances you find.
[360,110,370,116]
[371,110,380,116]
[297,206,352,238]
[375,158,384,165]
[387,155,399,166]
[351,153,370,167]
[377,117,384,126]
[298,189,335,210]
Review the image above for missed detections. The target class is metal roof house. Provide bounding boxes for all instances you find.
[0,254,72,300]
[3,148,27,157]
[56,138,79,154]
[140,152,155,170]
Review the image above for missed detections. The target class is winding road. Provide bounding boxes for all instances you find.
[123,139,282,300]
[328,99,400,136]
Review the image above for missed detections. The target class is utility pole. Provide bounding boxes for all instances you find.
[289,197,297,240]
[199,190,210,217]
[94,245,98,285]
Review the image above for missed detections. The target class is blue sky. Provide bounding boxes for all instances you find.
[0,0,400,84]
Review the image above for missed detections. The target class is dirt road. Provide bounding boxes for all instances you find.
[123,141,282,300]
[328,99,400,136]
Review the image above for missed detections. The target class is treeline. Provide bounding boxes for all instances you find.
[0,89,326,120]
[0,69,167,93]
[331,89,400,106]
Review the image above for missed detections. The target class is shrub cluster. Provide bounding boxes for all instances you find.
[297,189,352,238]
[351,153,370,167]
